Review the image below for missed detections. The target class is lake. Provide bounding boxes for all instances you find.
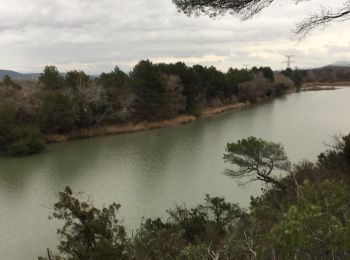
[1,88,350,259]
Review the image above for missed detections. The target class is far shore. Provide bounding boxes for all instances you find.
[302,81,350,87]
[45,103,248,143]
[45,84,342,143]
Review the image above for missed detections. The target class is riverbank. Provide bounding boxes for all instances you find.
[45,84,340,143]
[303,86,338,91]
[44,84,347,144]
[45,103,248,143]
[200,102,247,117]
[45,114,196,142]
[303,81,350,87]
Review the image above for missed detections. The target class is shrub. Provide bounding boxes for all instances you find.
[271,180,350,259]
[46,187,128,260]
[6,127,45,156]
[0,102,45,156]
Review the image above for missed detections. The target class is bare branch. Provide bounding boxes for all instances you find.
[295,3,350,40]
[173,0,350,38]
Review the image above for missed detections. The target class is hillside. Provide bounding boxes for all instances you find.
[0,70,40,80]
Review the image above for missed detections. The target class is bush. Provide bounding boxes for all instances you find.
[130,195,244,259]
[46,187,128,260]
[6,127,45,156]
[0,102,45,156]
[271,180,350,259]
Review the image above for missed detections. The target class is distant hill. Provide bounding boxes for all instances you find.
[328,60,350,67]
[0,70,98,80]
[0,70,40,80]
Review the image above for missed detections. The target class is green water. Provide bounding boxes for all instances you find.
[1,88,350,259]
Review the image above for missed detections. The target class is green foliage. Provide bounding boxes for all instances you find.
[42,134,350,259]
[131,60,168,120]
[39,65,65,90]
[271,180,350,259]
[0,102,18,154]
[177,244,208,259]
[98,67,136,122]
[2,61,300,157]
[40,91,75,133]
[0,102,45,156]
[50,186,128,260]
[252,66,274,82]
[2,75,21,89]
[203,194,243,226]
[6,126,45,156]
[99,67,130,90]
[131,218,186,259]
[130,194,243,259]
[282,68,307,87]
[273,82,289,96]
[344,135,350,164]
[224,136,291,190]
[225,68,253,95]
[318,134,350,170]
[65,70,90,90]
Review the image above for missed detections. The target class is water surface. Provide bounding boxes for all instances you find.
[1,88,350,259]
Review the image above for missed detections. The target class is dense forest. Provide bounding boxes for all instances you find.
[0,61,299,156]
[39,133,350,259]
[1,62,349,157]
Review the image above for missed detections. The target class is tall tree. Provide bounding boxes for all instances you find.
[65,70,90,91]
[131,60,168,120]
[98,67,136,121]
[39,66,65,90]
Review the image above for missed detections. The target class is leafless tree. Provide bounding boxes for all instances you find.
[64,80,109,125]
[162,74,187,117]
[115,92,137,121]
[173,0,350,38]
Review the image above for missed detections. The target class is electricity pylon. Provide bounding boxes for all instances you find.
[283,55,295,69]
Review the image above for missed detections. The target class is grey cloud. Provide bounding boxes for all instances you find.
[0,0,349,73]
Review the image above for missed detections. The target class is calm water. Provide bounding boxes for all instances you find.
[1,88,350,259]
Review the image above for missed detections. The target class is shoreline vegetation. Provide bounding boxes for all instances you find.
[45,102,248,143]
[302,81,350,87]
[1,61,350,156]
[45,82,341,143]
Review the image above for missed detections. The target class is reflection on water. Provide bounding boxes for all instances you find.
[1,88,350,259]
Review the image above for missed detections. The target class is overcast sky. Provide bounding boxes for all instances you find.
[0,0,349,73]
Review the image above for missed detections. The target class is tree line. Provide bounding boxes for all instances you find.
[0,61,298,156]
[40,133,350,259]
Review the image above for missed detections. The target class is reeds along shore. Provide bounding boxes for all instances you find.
[45,103,248,143]
[45,114,197,143]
